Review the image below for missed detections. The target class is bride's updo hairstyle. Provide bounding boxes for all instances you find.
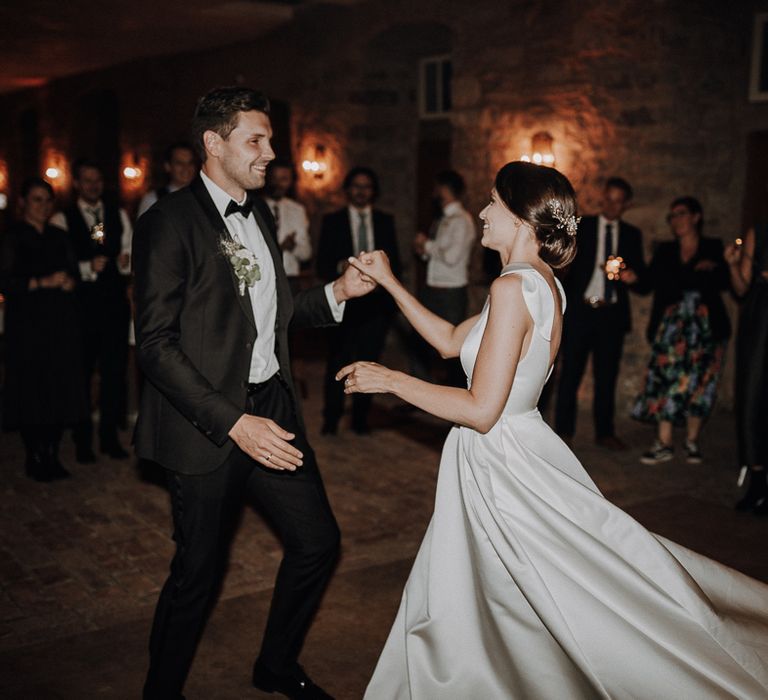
[494,161,579,269]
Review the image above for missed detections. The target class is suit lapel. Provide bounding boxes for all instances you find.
[190,176,256,330]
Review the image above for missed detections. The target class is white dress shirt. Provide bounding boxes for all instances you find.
[136,182,184,218]
[347,205,375,255]
[50,199,133,282]
[584,215,621,302]
[200,171,343,383]
[263,195,311,277]
[423,201,476,288]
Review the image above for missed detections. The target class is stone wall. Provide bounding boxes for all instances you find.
[1,0,766,408]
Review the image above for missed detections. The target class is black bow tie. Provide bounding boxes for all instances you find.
[225,198,252,218]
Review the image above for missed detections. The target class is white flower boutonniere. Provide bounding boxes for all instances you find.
[220,237,261,295]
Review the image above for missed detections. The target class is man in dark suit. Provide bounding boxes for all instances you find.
[555,177,648,450]
[316,167,401,435]
[133,87,374,700]
[50,159,133,461]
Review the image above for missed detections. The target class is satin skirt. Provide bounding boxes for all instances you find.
[365,413,768,699]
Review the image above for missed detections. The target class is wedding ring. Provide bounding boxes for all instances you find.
[345,378,351,386]
[265,453,272,462]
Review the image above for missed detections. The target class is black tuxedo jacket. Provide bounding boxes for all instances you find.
[132,175,336,475]
[561,215,648,333]
[316,208,401,322]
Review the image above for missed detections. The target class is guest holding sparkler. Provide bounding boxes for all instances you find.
[554,177,647,450]
[726,225,768,515]
[633,197,730,465]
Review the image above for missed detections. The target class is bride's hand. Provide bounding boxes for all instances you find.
[347,250,396,287]
[336,361,397,394]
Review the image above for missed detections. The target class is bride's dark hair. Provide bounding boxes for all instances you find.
[494,161,578,269]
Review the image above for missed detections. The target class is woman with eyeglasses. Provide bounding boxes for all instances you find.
[725,225,768,515]
[0,177,87,481]
[632,196,730,465]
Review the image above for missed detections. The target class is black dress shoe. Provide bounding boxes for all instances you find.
[25,455,55,482]
[252,661,334,699]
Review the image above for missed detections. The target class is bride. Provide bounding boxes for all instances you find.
[337,161,768,699]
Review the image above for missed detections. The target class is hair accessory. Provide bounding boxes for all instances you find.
[549,200,580,237]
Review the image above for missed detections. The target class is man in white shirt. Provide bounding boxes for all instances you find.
[136,142,198,218]
[50,159,133,461]
[134,87,374,700]
[412,170,476,385]
[262,161,311,289]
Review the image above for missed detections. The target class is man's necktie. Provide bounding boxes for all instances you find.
[87,206,102,225]
[225,198,252,218]
[604,223,615,302]
[272,202,280,232]
[357,211,368,253]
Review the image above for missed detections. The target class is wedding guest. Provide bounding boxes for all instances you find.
[555,176,647,450]
[0,178,87,481]
[50,159,132,461]
[726,225,768,515]
[262,160,311,293]
[412,170,476,386]
[316,166,401,434]
[633,197,730,465]
[136,142,198,218]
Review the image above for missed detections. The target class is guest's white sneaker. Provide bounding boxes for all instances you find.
[684,440,703,464]
[640,441,674,465]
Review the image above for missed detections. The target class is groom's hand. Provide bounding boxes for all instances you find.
[332,252,377,303]
[228,414,303,471]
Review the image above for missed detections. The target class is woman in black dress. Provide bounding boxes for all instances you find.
[632,197,731,465]
[0,177,87,481]
[726,225,768,515]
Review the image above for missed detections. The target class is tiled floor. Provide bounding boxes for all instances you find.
[0,359,765,698]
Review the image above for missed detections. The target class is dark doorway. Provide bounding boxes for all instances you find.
[269,99,292,166]
[742,130,768,230]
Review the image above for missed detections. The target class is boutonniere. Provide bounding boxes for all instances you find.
[220,237,261,295]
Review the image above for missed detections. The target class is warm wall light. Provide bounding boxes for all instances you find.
[120,150,149,199]
[302,144,328,179]
[521,131,556,166]
[122,166,142,180]
[43,148,69,191]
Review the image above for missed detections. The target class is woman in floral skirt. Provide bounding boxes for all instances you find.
[632,197,730,464]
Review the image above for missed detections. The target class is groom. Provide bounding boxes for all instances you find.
[133,87,374,700]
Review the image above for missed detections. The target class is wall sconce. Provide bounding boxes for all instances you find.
[120,151,148,198]
[43,149,69,191]
[521,131,556,166]
[302,145,328,179]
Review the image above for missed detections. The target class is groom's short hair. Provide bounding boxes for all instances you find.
[192,87,270,161]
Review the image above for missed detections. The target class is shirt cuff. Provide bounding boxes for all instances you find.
[324,282,345,322]
[79,260,98,282]
[423,240,434,257]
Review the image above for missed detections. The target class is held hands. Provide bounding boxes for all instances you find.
[332,252,377,303]
[228,414,303,471]
[346,250,396,288]
[37,271,75,291]
[694,259,717,272]
[336,361,397,395]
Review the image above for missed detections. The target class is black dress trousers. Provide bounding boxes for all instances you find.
[143,374,340,699]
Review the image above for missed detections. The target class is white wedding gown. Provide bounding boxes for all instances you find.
[365,263,768,699]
